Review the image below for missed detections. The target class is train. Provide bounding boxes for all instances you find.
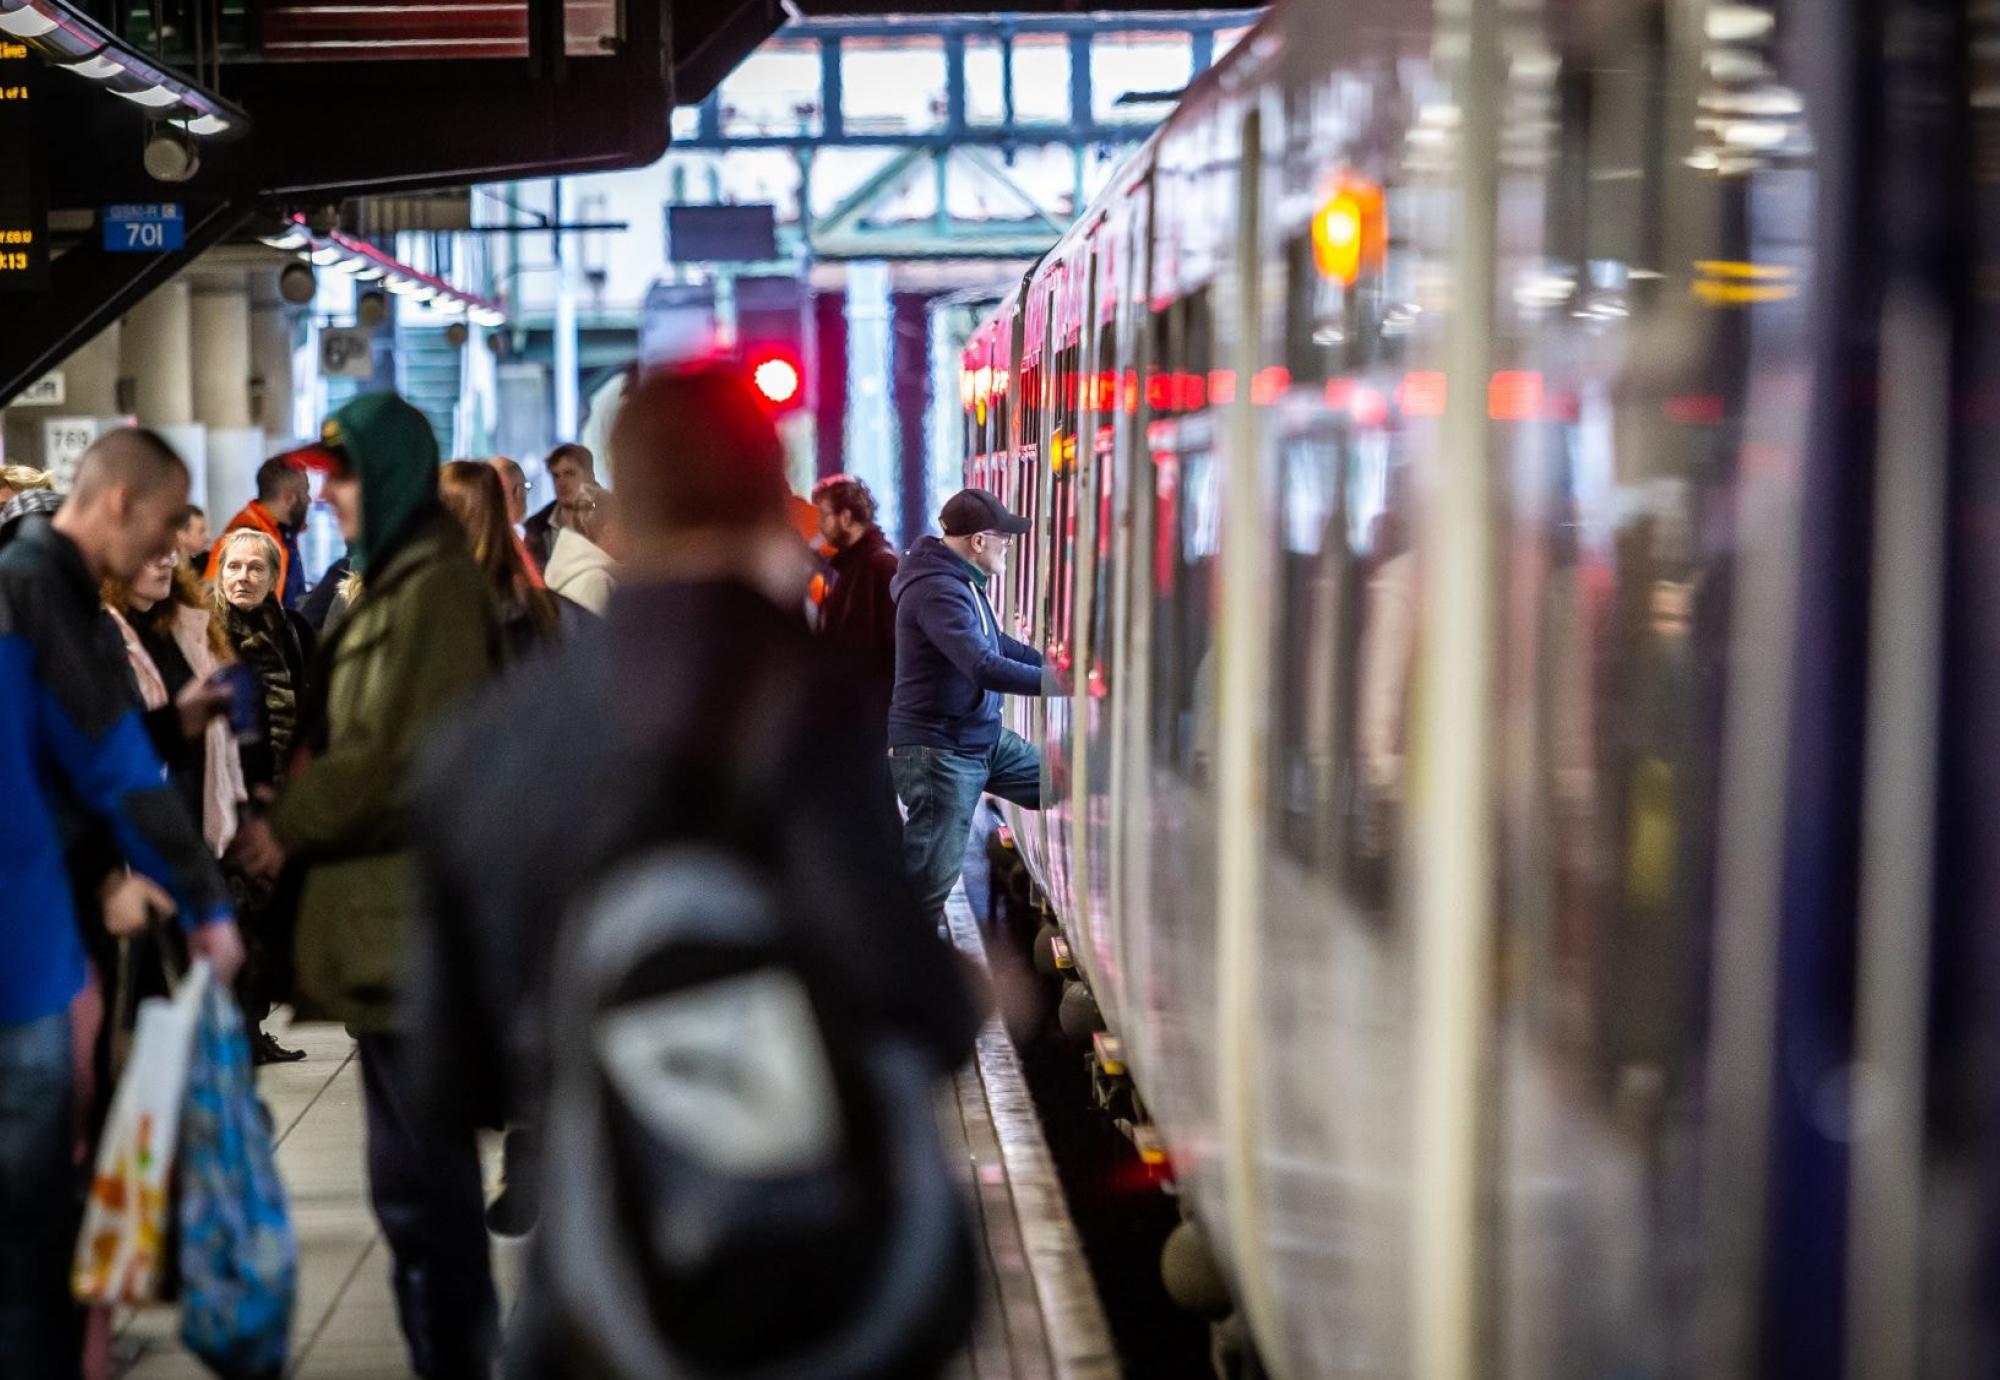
[954,0,2000,1376]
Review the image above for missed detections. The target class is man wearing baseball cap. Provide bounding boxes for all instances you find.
[887,487,1047,919]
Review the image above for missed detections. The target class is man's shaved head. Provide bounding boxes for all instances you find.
[55,428,191,582]
[67,428,186,505]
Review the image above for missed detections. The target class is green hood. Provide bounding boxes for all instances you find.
[323,392,440,574]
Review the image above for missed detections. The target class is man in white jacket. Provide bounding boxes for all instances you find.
[544,482,620,614]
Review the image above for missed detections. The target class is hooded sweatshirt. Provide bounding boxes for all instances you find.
[322,391,443,574]
[545,526,618,615]
[887,534,1044,752]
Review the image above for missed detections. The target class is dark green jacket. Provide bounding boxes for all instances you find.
[272,516,500,1032]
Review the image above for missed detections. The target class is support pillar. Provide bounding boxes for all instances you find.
[121,277,205,501]
[61,324,123,417]
[192,274,265,514]
[842,261,896,518]
[121,278,194,427]
[249,271,298,447]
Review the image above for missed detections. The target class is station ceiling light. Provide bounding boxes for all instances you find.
[0,0,248,140]
[263,214,507,326]
[0,4,57,35]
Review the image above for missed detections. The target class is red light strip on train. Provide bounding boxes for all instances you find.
[1397,371,1448,417]
[1487,370,1544,420]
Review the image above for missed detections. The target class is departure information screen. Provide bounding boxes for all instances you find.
[0,40,48,292]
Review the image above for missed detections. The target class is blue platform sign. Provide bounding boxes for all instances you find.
[103,203,185,253]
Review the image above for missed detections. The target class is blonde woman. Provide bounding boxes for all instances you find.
[209,526,314,1064]
[211,528,312,792]
[0,464,53,507]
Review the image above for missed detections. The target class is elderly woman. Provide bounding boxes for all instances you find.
[212,529,313,790]
[211,527,313,1064]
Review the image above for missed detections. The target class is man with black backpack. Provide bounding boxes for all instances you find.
[410,363,982,1378]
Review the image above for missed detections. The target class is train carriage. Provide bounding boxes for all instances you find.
[956,0,1977,1372]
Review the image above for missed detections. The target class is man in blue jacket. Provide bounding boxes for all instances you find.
[888,488,1048,919]
[0,429,243,1373]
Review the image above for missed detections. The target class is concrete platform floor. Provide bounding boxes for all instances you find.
[113,890,1114,1379]
[111,1013,523,1380]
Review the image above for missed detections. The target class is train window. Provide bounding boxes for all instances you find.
[1014,359,1043,626]
[1167,448,1218,782]
[1089,320,1118,695]
[1150,447,1178,761]
[1181,288,1214,403]
[1284,232,1342,385]
[1050,342,1082,664]
[1271,430,1344,866]
[1144,282,1220,780]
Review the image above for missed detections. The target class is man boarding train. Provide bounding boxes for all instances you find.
[888,487,1050,920]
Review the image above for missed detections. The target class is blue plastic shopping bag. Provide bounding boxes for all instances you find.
[177,982,297,1377]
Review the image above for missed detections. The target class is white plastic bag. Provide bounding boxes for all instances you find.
[72,960,211,1305]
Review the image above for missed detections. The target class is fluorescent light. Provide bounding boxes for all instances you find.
[114,83,181,108]
[1699,86,1803,117]
[0,7,58,38]
[468,307,506,328]
[185,114,232,136]
[65,54,125,81]
[1722,119,1788,150]
[323,256,362,275]
[309,245,347,266]
[1704,48,1771,82]
[1704,5,1774,43]
[351,265,386,282]
[260,229,309,250]
[385,277,425,296]
[431,297,467,316]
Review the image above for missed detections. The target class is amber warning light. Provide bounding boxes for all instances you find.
[1312,180,1385,285]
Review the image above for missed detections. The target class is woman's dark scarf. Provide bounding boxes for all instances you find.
[222,595,305,774]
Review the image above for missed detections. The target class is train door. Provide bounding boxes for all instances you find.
[1068,244,1117,983]
[1028,281,1061,890]
[1094,192,1147,1033]
[1212,97,1286,1365]
[1116,172,1164,1088]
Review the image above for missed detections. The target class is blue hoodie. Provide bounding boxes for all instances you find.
[0,515,234,1025]
[888,535,1045,752]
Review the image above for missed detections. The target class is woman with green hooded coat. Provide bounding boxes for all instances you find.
[232,390,503,1379]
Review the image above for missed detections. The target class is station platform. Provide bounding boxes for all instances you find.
[112,884,1114,1379]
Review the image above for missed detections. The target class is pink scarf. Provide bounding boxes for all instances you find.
[106,604,246,856]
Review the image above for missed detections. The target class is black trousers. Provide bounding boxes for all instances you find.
[356,1032,498,1379]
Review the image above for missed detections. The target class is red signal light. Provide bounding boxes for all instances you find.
[750,353,802,409]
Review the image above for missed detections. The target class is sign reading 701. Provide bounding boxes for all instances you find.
[104,204,187,253]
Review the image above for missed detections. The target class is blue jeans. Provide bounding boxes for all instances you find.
[890,729,1043,919]
[0,1011,77,1378]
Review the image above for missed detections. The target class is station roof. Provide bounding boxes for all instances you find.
[0,0,1253,401]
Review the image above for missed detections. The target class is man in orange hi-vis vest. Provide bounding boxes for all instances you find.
[203,455,312,609]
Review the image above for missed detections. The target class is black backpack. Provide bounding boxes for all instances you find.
[533,677,975,1380]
